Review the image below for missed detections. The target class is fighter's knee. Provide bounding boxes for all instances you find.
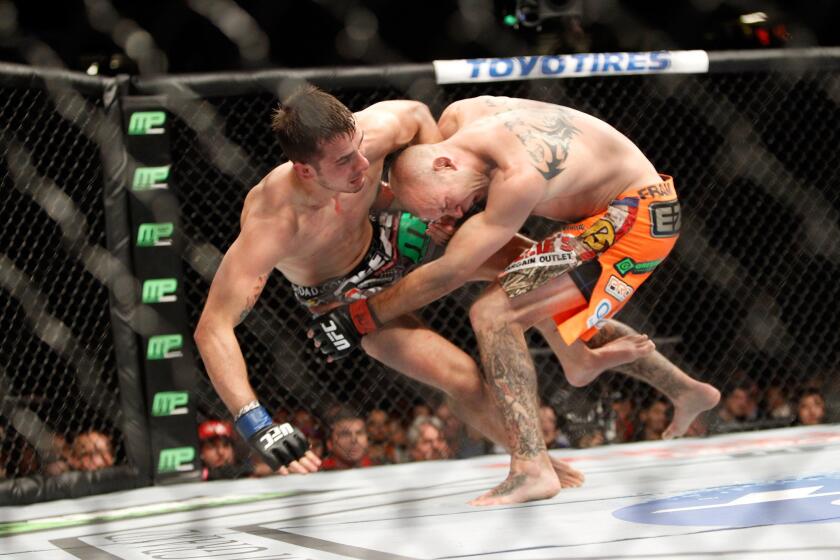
[447,357,483,398]
[469,289,512,330]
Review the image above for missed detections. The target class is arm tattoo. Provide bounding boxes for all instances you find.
[503,108,580,180]
[476,324,545,459]
[237,274,268,325]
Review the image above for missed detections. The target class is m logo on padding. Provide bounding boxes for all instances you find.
[158,447,195,473]
[128,111,166,135]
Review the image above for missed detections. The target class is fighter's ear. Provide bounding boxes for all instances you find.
[432,156,455,171]
[293,161,316,180]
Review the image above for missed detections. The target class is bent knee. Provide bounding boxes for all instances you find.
[469,288,514,329]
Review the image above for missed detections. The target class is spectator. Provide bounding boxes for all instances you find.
[574,427,606,449]
[710,383,754,433]
[198,420,237,469]
[434,401,491,459]
[293,409,320,439]
[272,408,290,426]
[454,424,492,459]
[539,404,570,449]
[411,402,433,421]
[366,409,392,465]
[308,433,325,460]
[434,402,467,454]
[761,384,793,422]
[322,409,373,470]
[610,391,636,443]
[387,418,410,464]
[796,388,826,426]
[407,416,451,461]
[637,397,671,441]
[44,433,72,476]
[0,436,40,477]
[69,430,114,472]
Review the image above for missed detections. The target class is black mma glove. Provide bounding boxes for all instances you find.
[234,404,309,470]
[310,299,380,360]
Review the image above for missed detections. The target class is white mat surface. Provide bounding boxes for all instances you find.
[2,425,840,559]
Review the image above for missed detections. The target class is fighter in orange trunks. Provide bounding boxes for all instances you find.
[309,96,720,506]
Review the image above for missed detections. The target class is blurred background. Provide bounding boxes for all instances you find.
[0,0,838,74]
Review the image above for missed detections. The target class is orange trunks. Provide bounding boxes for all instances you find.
[499,174,681,344]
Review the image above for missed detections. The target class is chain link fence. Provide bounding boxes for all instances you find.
[0,81,129,482]
[1,56,839,492]
[168,71,840,445]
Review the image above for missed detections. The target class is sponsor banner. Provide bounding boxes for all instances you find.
[434,50,709,84]
[124,96,200,483]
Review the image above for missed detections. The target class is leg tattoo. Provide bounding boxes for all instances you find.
[587,320,687,398]
[587,319,720,439]
[476,324,545,460]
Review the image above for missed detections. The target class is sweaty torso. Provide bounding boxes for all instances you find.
[242,151,384,289]
[451,96,660,222]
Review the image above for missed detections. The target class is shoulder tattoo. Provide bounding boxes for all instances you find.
[503,107,580,180]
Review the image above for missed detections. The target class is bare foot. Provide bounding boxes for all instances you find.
[566,334,656,387]
[469,459,562,506]
[551,455,585,488]
[663,382,721,440]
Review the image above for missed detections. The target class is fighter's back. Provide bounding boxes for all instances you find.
[443,96,661,222]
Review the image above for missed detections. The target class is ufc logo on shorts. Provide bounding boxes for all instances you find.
[259,423,294,448]
[649,200,681,238]
[320,320,351,350]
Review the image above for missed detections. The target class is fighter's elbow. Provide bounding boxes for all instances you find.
[193,318,225,348]
[193,321,210,347]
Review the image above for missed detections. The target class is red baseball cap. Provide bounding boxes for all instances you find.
[198,420,233,441]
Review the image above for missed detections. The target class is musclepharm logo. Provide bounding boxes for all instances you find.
[137,223,174,247]
[320,320,351,351]
[152,391,189,416]
[614,474,840,527]
[158,447,195,473]
[128,111,166,135]
[147,334,183,360]
[132,166,170,190]
[142,278,178,303]
[259,423,295,448]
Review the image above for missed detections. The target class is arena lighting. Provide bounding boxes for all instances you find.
[739,12,767,25]
[511,0,582,28]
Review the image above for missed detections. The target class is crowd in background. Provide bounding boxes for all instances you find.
[0,372,833,481]
[0,428,114,479]
[195,372,834,480]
